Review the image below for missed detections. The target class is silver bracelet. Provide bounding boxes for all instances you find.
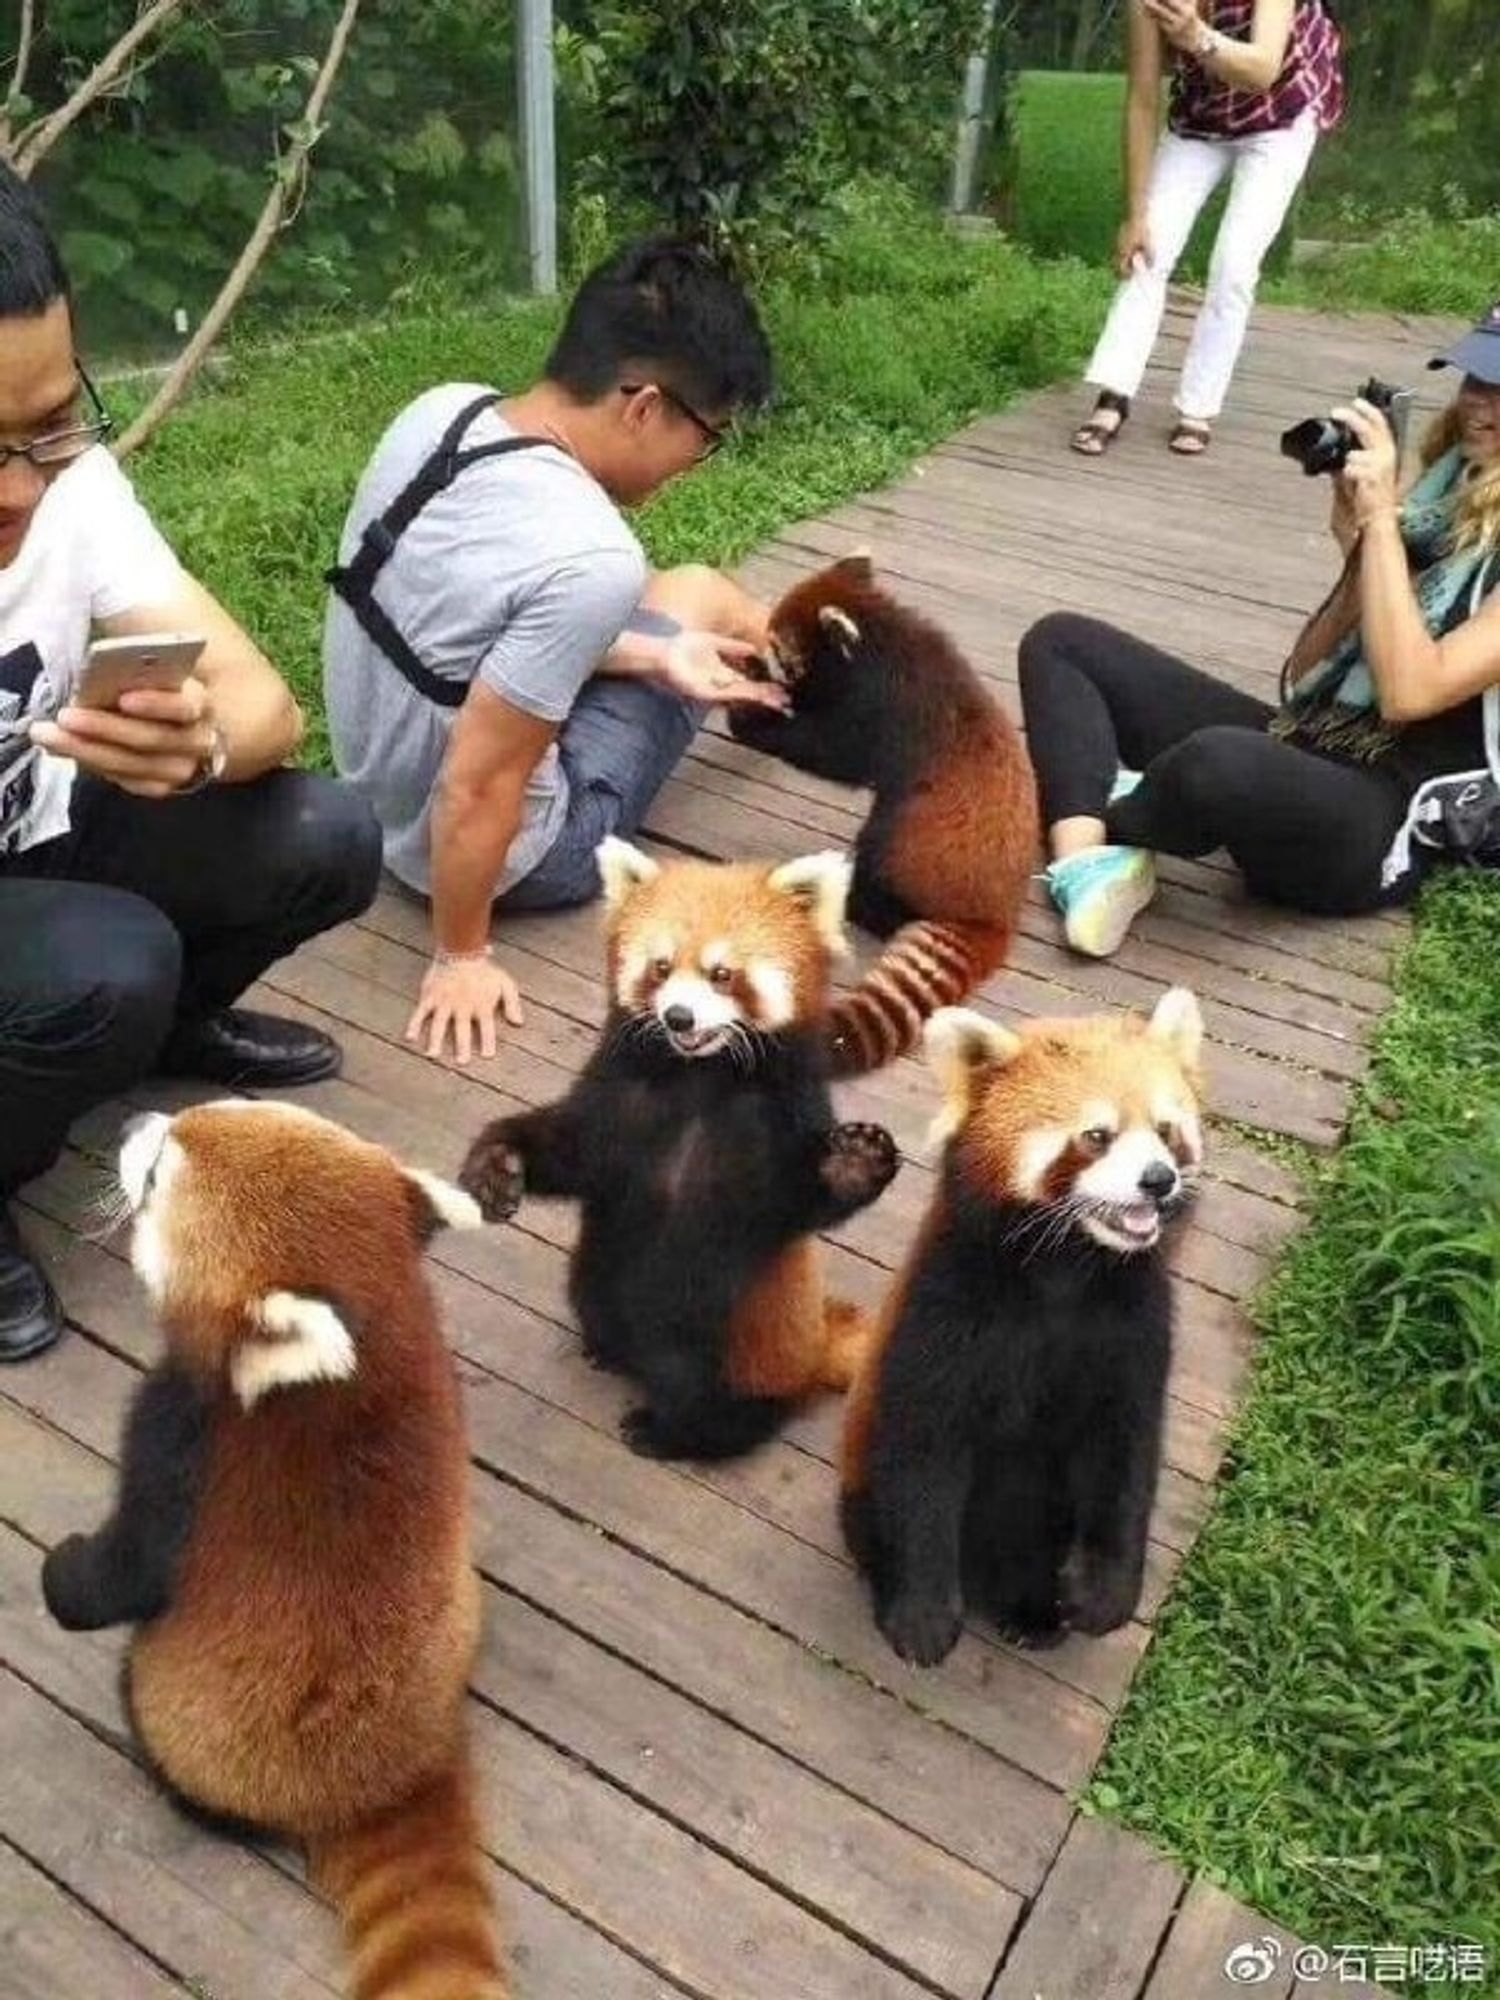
[1193,21,1219,61]
[433,942,495,968]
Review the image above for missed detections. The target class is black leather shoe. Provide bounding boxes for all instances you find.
[156,1008,343,1089]
[0,1206,65,1362]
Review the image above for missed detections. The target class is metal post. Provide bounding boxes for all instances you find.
[950,0,1000,215]
[518,0,557,295]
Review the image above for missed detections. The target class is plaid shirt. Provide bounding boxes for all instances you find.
[1170,0,1345,140]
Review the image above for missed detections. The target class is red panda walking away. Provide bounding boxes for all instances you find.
[41,1101,507,2000]
[729,554,1039,1076]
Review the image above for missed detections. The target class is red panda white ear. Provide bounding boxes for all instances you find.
[817,605,861,656]
[767,851,852,955]
[836,549,874,581]
[596,836,660,910]
[234,1292,356,1409]
[1148,987,1204,1069]
[404,1167,483,1241]
[923,1007,1024,1146]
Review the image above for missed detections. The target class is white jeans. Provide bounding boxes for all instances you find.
[1086,109,1319,420]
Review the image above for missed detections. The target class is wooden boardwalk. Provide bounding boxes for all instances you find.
[2,297,1453,1998]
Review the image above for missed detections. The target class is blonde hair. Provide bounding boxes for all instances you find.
[1419,402,1500,556]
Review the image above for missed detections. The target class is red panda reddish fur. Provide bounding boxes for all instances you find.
[41,1103,506,2000]
[729,556,1039,1076]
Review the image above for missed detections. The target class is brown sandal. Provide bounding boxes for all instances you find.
[1169,418,1212,455]
[1072,391,1130,456]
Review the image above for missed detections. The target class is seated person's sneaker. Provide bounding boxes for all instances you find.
[1045,846,1157,959]
[0,1206,64,1362]
[156,1008,343,1088]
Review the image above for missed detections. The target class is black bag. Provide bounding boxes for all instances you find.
[1384,684,1500,884]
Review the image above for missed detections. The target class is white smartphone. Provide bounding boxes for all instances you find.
[76,632,206,711]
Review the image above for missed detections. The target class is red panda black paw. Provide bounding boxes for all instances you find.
[993,1609,1068,1652]
[821,1122,899,1208]
[878,1590,963,1668]
[41,1534,106,1631]
[457,1133,525,1223]
[1061,1557,1141,1636]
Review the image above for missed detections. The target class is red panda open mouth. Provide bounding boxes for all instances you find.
[1080,1198,1163,1252]
[666,1024,731,1058]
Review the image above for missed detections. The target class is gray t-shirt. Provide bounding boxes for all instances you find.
[323,384,647,894]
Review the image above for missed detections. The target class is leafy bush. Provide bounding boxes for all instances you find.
[23,0,524,360]
[557,0,988,267]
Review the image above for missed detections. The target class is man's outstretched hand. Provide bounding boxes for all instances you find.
[657,631,789,712]
[407,953,525,1064]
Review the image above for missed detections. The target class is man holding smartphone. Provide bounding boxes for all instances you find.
[0,164,382,1363]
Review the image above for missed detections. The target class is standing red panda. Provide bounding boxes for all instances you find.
[729,555,1039,1076]
[842,991,1204,1667]
[460,839,901,1462]
[41,1100,507,2000]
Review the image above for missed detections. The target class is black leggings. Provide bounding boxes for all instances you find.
[1017,613,1419,915]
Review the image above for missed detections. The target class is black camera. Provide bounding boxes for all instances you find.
[1279,376,1412,477]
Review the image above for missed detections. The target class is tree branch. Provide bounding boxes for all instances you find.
[1,0,38,153]
[12,0,194,178]
[114,0,364,458]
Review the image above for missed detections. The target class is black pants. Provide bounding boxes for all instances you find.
[1017,612,1419,916]
[0,770,382,1196]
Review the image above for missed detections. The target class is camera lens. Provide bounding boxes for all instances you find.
[1279,417,1353,477]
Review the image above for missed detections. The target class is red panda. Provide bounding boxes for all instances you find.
[841,990,1204,1666]
[460,839,901,1462]
[41,1100,506,2000]
[729,555,1039,1077]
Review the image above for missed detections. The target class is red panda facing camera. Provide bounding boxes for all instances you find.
[41,1100,507,2000]
[729,554,1040,1076]
[842,990,1204,1668]
[460,839,902,1463]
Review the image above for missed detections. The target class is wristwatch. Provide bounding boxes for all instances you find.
[174,721,229,795]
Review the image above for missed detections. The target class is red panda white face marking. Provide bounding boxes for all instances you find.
[924,990,1206,1258]
[596,839,851,1061]
[115,1099,482,1395]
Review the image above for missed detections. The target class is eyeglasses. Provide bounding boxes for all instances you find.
[0,362,115,473]
[619,380,729,460]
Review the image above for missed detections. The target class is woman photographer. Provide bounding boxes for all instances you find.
[1021,304,1500,958]
[1072,0,1343,458]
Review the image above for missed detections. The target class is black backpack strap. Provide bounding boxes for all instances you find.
[326,392,552,709]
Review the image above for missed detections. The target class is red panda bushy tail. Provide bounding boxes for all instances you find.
[309,1757,507,2000]
[829,920,1009,1078]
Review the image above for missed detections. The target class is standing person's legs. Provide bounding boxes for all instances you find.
[501,564,767,912]
[0,879,183,1358]
[53,770,383,1078]
[1175,112,1319,430]
[1080,133,1231,440]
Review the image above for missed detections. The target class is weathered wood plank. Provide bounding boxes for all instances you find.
[0,1840,188,2000]
[988,1815,1183,2000]
[1144,1881,1298,1999]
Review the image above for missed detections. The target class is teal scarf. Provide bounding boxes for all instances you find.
[1272,446,1492,762]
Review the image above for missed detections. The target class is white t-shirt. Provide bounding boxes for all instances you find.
[0,446,184,857]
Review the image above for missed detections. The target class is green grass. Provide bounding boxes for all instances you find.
[119,191,1110,766]
[1092,868,1500,1992]
[1265,207,1500,319]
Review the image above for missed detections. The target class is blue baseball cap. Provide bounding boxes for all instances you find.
[1429,299,1500,385]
